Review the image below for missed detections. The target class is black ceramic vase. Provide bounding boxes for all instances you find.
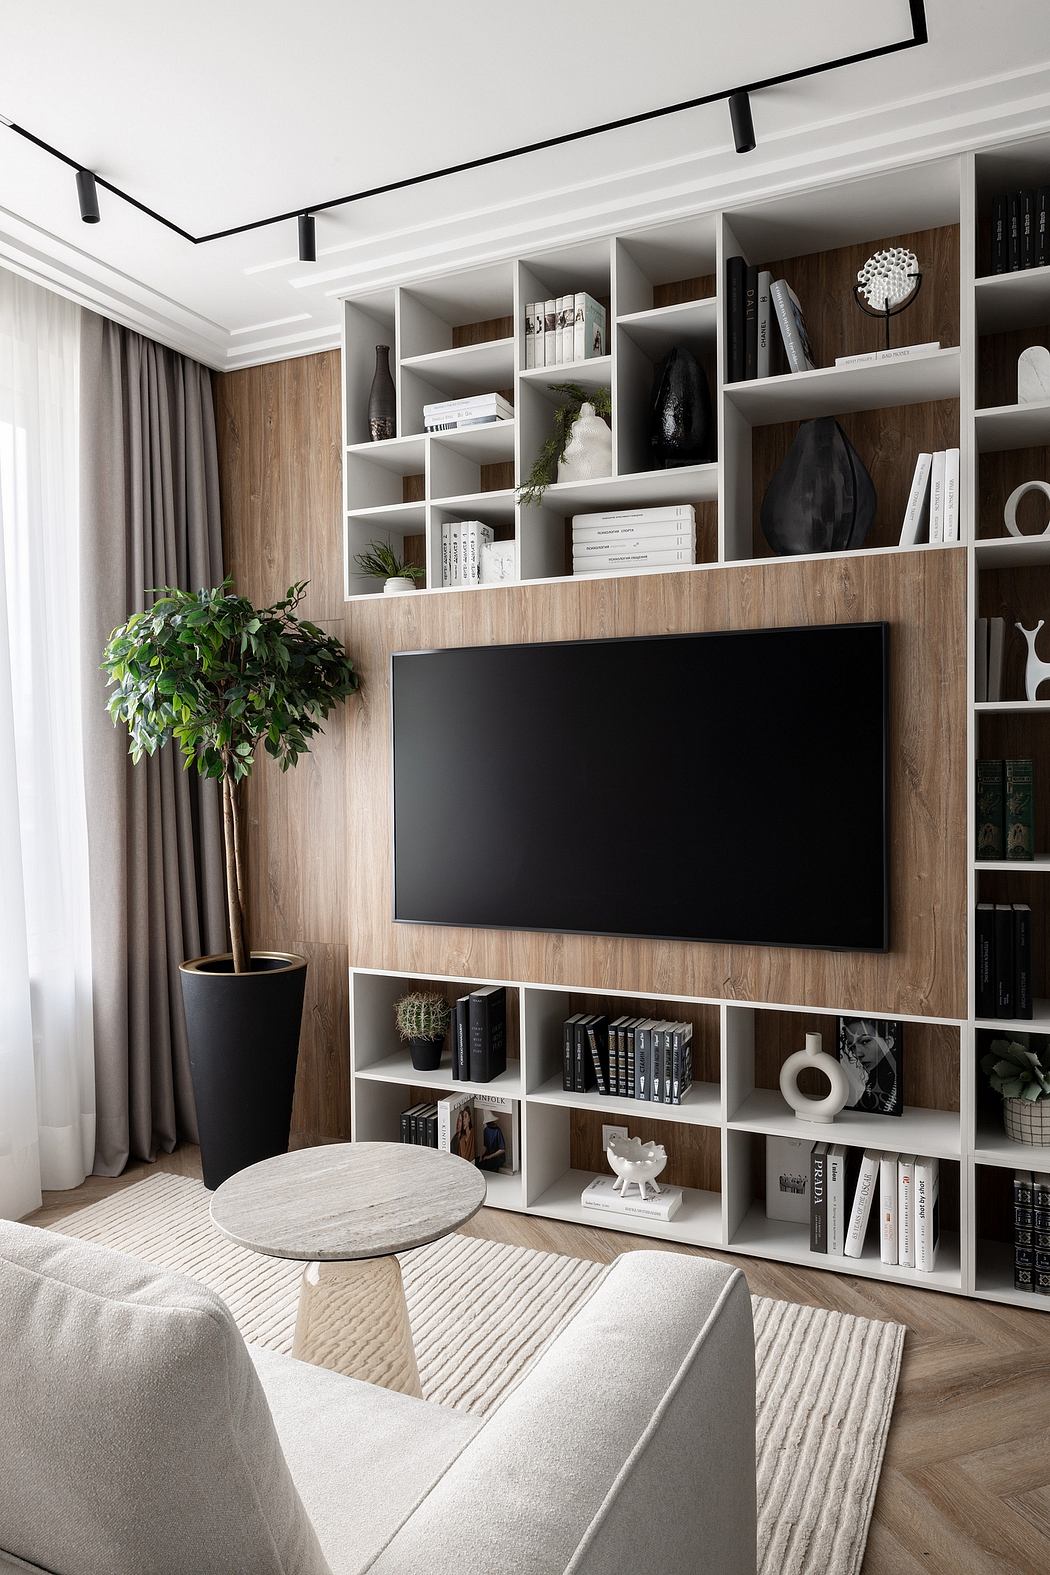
[648,347,713,468]
[368,345,396,442]
[759,417,876,555]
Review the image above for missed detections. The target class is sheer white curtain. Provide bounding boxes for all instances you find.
[0,268,95,1218]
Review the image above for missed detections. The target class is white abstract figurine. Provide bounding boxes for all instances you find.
[606,1135,667,1201]
[779,1032,850,1124]
[1017,621,1050,701]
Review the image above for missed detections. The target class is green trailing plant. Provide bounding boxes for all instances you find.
[981,1039,1050,1102]
[517,383,612,505]
[102,580,359,975]
[354,539,424,582]
[395,991,452,1042]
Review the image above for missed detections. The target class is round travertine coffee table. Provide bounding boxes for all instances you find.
[210,1141,486,1397]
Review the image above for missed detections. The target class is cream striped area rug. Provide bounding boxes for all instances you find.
[49,1173,902,1575]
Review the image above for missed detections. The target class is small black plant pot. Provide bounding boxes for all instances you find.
[409,1035,445,1072]
[179,952,307,1191]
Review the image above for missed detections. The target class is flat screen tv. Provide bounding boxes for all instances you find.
[391,623,888,951]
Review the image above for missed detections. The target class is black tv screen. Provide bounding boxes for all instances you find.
[392,623,888,951]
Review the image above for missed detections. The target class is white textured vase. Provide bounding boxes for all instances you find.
[557,402,612,484]
[779,1032,850,1124]
[383,576,415,595]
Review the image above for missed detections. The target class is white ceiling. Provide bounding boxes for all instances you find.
[2,1,1049,370]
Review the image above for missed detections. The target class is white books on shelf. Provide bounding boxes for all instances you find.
[765,1136,813,1224]
[543,299,557,365]
[441,522,450,587]
[975,618,988,703]
[844,1148,881,1258]
[572,520,696,544]
[770,280,816,373]
[915,1155,940,1272]
[572,534,694,558]
[879,1152,898,1266]
[571,504,696,533]
[898,1154,916,1269]
[899,453,932,546]
[756,270,772,378]
[573,293,607,362]
[573,547,696,573]
[943,447,961,542]
[834,341,941,368]
[988,617,1006,702]
[826,1144,848,1255]
[533,303,545,368]
[928,450,946,543]
[580,1175,683,1222]
[524,302,536,370]
[445,520,494,587]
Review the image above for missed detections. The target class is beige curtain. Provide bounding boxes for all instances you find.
[79,313,227,1176]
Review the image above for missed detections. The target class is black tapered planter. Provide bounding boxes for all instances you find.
[409,1035,445,1072]
[179,952,307,1191]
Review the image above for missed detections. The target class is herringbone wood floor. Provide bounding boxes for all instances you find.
[29,1148,1050,1575]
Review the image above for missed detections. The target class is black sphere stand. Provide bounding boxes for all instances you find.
[852,272,922,351]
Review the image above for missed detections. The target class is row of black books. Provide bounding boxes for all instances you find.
[450,985,507,1084]
[1013,1169,1050,1295]
[976,903,1033,1020]
[976,758,1035,862]
[725,258,815,381]
[990,188,1050,274]
[399,1092,520,1174]
[561,1014,693,1104]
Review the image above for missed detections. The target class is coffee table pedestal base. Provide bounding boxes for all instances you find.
[292,1255,422,1397]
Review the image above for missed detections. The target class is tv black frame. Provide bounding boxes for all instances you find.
[390,621,890,953]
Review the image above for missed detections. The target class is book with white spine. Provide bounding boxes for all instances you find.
[573,292,607,361]
[543,299,557,365]
[461,521,495,586]
[557,295,573,364]
[915,1155,940,1272]
[756,270,773,377]
[533,302,545,367]
[441,521,451,587]
[827,1144,849,1255]
[573,546,696,573]
[897,1153,916,1269]
[844,1148,881,1258]
[899,453,933,546]
[879,1151,899,1266]
[580,1175,683,1221]
[770,279,816,373]
[524,303,536,370]
[571,504,696,529]
[928,450,946,543]
[943,447,961,542]
[572,533,694,557]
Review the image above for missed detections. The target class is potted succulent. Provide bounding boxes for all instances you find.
[354,539,425,594]
[395,991,452,1071]
[981,1038,1050,1144]
[517,383,612,505]
[102,580,359,1189]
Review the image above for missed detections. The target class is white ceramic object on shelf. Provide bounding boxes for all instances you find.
[1018,346,1050,404]
[1017,620,1050,701]
[383,576,415,595]
[1004,480,1050,538]
[779,1032,850,1124]
[606,1135,667,1200]
[557,402,612,484]
[480,539,516,584]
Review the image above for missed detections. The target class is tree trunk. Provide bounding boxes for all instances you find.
[230,776,250,960]
[222,774,248,973]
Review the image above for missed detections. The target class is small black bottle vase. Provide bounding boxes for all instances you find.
[368,345,396,442]
[648,346,714,468]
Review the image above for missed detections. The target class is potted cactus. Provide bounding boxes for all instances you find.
[396,991,452,1071]
[981,1039,1050,1144]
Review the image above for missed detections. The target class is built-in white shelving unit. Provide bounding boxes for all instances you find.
[338,131,1050,1311]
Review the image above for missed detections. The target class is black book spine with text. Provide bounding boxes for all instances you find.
[726,256,746,384]
[573,1015,591,1093]
[1037,187,1050,269]
[455,999,470,1080]
[991,192,1007,274]
[637,1023,650,1101]
[744,264,758,380]
[650,1027,663,1102]
[976,903,997,1019]
[810,1144,828,1253]
[562,1014,579,1091]
[663,1029,674,1105]
[1014,904,1034,1021]
[587,1025,607,1095]
[624,1020,636,1098]
[995,904,1015,1018]
[469,986,507,1083]
[1008,191,1023,271]
[1022,189,1036,270]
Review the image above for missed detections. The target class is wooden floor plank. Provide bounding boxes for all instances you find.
[26,1146,1050,1575]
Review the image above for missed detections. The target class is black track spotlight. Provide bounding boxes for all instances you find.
[728,92,756,155]
[76,168,100,223]
[298,211,316,263]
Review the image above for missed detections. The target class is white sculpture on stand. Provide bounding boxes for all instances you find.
[1017,621,1050,701]
[606,1135,667,1201]
[779,1032,850,1124]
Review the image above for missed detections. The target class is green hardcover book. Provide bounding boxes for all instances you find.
[976,758,1004,860]
[1005,758,1035,861]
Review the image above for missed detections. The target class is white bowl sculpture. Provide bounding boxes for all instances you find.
[606,1135,668,1201]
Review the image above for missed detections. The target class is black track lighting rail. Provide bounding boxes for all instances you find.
[4,4,927,248]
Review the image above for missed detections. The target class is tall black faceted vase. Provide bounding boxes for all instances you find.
[368,345,396,442]
[179,953,307,1190]
[760,417,876,555]
[648,347,714,467]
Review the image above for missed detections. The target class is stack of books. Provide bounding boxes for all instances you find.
[975,903,1033,1019]
[768,1138,941,1269]
[580,1174,684,1223]
[399,1103,439,1147]
[423,392,513,432]
[561,1014,693,1104]
[726,259,814,380]
[571,504,696,577]
[450,984,507,1083]
[990,188,1050,273]
[976,757,1035,861]
[440,520,495,587]
[1013,1170,1050,1295]
[899,450,961,545]
[524,293,606,370]
[400,1091,520,1174]
[975,617,1007,702]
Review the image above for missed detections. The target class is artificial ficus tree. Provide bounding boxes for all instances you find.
[102,580,359,973]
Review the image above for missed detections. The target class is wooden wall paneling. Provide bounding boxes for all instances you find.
[215,351,351,1143]
[752,1012,961,1112]
[344,546,968,1020]
[978,323,1050,410]
[652,274,717,309]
